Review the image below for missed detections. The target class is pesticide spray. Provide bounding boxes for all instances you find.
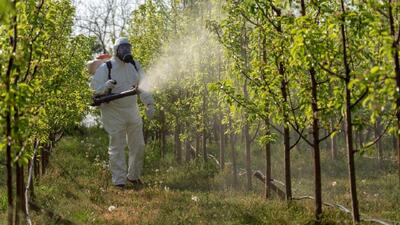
[139,29,221,93]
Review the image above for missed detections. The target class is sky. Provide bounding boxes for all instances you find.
[71,0,145,48]
[72,0,143,18]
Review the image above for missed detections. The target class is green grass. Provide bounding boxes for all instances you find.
[0,127,399,224]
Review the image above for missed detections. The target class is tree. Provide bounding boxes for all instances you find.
[1,1,93,224]
[75,0,135,53]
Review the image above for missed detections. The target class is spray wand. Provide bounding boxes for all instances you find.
[91,85,141,106]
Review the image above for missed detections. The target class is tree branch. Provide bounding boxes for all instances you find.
[255,0,280,31]
[319,116,344,143]
[361,119,392,149]
[238,9,261,28]
[288,120,314,147]
[289,131,303,150]
[265,0,281,15]
[292,195,394,225]
[350,88,369,110]
[25,139,39,225]
[317,61,346,80]
[250,122,261,143]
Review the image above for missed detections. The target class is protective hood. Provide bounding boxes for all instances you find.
[113,37,134,63]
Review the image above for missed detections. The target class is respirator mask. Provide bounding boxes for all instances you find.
[116,43,134,63]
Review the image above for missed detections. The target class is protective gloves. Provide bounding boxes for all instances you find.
[146,104,155,119]
[105,79,116,89]
[94,79,116,95]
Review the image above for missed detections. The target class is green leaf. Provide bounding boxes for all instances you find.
[370,66,379,74]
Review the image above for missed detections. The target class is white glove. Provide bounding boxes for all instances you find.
[105,79,116,89]
[146,104,155,119]
[94,79,116,95]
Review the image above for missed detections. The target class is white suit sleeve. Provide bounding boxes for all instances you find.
[90,64,109,95]
[136,61,154,106]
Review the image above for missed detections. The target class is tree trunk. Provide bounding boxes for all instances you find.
[29,160,35,200]
[15,166,20,225]
[196,132,200,159]
[280,62,292,201]
[229,116,238,189]
[323,130,329,150]
[15,163,25,225]
[160,110,166,158]
[244,122,252,191]
[243,80,252,191]
[231,135,238,189]
[41,145,50,175]
[330,119,338,160]
[26,141,38,225]
[5,2,17,224]
[202,130,207,162]
[259,21,272,199]
[266,5,292,201]
[340,0,360,221]
[202,89,208,163]
[344,81,360,223]
[388,0,400,182]
[264,119,272,199]
[34,155,40,180]
[211,118,219,145]
[375,119,383,168]
[6,126,13,225]
[310,67,322,220]
[300,3,322,218]
[174,121,182,164]
[185,139,191,162]
[219,115,225,170]
[283,124,291,201]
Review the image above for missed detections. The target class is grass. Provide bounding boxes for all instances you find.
[0,127,399,224]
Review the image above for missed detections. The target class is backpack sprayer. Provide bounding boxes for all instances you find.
[91,85,141,106]
[88,51,142,107]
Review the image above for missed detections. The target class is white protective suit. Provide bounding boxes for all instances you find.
[90,38,154,186]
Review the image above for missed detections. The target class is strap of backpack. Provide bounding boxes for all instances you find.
[106,61,112,79]
[106,61,112,94]
[131,60,141,87]
[131,60,139,73]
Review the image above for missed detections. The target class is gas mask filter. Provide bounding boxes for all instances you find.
[116,43,133,63]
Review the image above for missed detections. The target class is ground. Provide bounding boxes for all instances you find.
[0,127,399,224]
